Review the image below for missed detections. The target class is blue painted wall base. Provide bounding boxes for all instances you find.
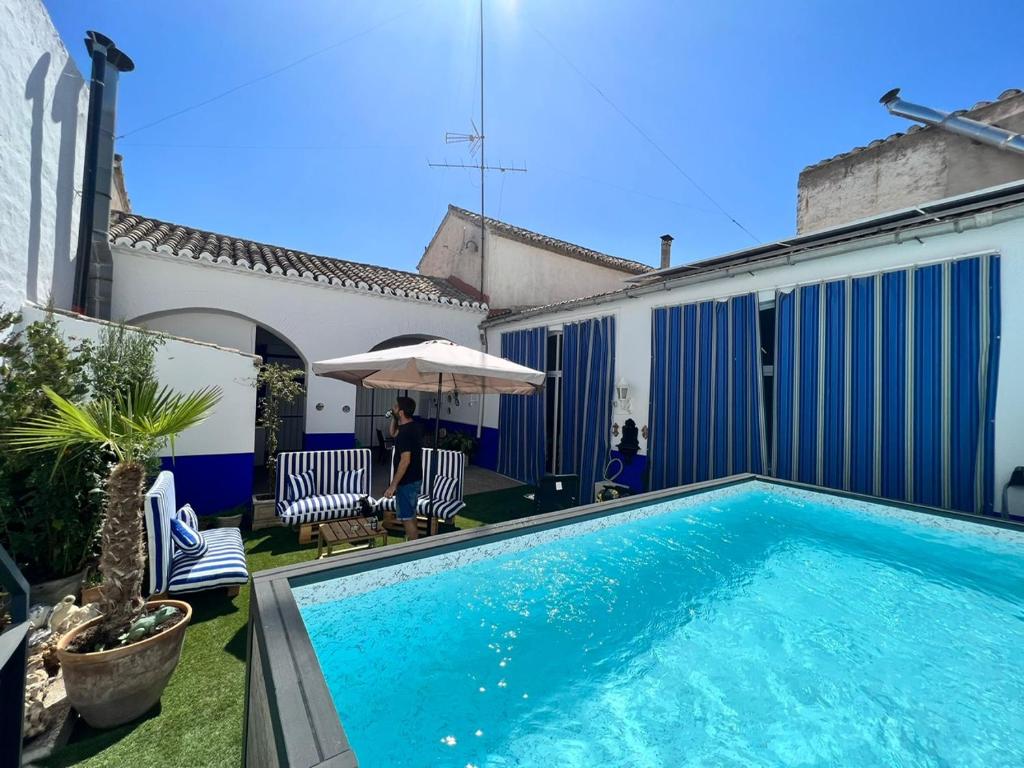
[609,451,648,494]
[160,452,254,515]
[304,433,357,451]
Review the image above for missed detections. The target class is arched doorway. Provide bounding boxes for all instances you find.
[354,334,445,457]
[255,326,307,488]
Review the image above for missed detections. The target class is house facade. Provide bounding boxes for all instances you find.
[419,205,652,311]
[482,183,1024,515]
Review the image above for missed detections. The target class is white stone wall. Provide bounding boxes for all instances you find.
[110,245,489,437]
[0,0,89,312]
[486,208,1024,514]
[20,304,259,460]
[420,213,643,309]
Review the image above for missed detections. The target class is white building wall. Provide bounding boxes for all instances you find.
[420,214,643,309]
[0,0,89,312]
[20,305,259,513]
[140,310,257,355]
[110,246,488,442]
[20,305,258,459]
[485,209,1024,514]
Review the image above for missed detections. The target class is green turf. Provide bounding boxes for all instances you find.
[45,485,535,768]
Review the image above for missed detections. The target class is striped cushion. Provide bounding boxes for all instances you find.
[176,503,199,530]
[169,517,208,557]
[373,495,466,521]
[168,528,248,594]
[279,493,364,525]
[337,469,365,494]
[287,470,317,501]
[432,475,459,501]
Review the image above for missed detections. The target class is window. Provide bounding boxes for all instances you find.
[544,330,564,474]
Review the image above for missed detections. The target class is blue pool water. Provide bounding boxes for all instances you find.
[294,483,1024,767]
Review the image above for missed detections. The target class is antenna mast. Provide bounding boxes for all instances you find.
[429,0,525,300]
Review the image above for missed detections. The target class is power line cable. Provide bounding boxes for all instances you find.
[117,3,424,139]
[527,19,760,243]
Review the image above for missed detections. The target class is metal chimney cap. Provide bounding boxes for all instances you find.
[879,87,902,106]
[85,30,135,72]
[660,234,674,242]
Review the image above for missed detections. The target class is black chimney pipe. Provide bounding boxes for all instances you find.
[72,31,133,318]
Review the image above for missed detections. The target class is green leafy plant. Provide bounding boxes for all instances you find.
[257,363,304,491]
[89,323,163,403]
[7,382,221,646]
[0,310,104,582]
[439,430,477,458]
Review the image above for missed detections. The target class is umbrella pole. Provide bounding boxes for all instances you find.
[426,372,442,536]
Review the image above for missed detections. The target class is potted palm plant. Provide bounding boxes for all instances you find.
[7,381,220,728]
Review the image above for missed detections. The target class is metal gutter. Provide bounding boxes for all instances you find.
[881,87,1024,156]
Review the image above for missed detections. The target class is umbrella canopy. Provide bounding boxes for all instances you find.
[312,339,545,394]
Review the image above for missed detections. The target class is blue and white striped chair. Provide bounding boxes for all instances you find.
[274,449,373,543]
[376,448,467,533]
[144,471,248,596]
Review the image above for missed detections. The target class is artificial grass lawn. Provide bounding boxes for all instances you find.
[45,485,535,768]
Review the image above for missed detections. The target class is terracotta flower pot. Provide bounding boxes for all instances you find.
[56,599,192,728]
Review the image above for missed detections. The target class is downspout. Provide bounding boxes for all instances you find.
[880,88,1024,156]
[73,32,134,318]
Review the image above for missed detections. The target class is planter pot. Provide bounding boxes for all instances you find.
[56,599,192,729]
[213,513,243,529]
[252,494,281,530]
[31,570,85,606]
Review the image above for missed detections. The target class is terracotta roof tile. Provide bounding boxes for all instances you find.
[109,212,486,309]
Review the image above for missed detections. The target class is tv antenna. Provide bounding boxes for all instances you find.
[429,0,526,300]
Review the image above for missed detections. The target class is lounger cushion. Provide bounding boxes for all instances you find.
[168,528,248,593]
[169,517,207,557]
[373,495,466,521]
[337,469,365,494]
[279,493,365,525]
[286,470,317,501]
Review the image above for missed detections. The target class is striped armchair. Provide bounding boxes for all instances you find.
[275,449,373,543]
[376,448,467,531]
[145,471,248,596]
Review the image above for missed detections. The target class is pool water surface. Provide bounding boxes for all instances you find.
[294,483,1024,768]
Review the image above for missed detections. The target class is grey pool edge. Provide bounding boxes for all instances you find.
[241,473,1024,768]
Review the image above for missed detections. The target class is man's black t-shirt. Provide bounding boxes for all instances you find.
[393,421,423,485]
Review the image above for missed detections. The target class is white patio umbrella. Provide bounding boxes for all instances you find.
[312,339,545,533]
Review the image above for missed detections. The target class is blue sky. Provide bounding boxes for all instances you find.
[46,0,1024,273]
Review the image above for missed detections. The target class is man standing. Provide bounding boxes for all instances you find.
[383,396,422,540]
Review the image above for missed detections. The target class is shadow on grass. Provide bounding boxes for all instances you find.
[185,591,242,626]
[244,527,315,558]
[42,704,162,768]
[461,485,538,527]
[224,623,248,662]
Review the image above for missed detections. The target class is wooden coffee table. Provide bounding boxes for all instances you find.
[316,517,388,558]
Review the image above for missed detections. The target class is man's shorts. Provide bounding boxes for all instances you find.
[395,481,421,521]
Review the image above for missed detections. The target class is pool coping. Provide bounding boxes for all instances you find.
[242,473,1024,767]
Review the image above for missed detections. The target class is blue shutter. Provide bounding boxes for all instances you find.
[560,316,616,504]
[773,254,1001,514]
[649,293,766,490]
[497,327,547,485]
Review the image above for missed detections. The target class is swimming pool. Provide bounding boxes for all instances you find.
[247,477,1024,767]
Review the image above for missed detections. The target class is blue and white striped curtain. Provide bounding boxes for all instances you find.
[773,254,1001,514]
[648,293,767,490]
[560,316,616,504]
[497,326,547,486]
